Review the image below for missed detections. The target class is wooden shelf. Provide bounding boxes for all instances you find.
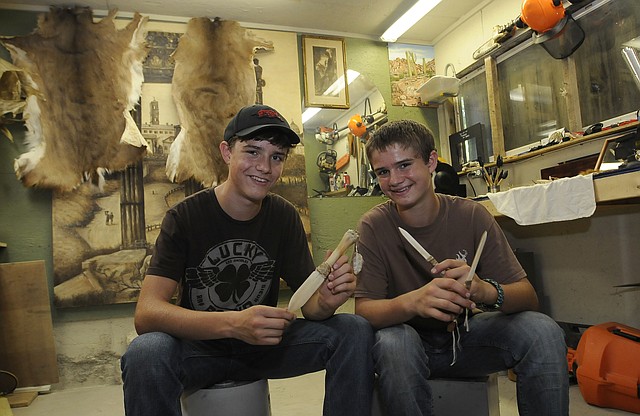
[459,121,639,175]
[502,122,639,166]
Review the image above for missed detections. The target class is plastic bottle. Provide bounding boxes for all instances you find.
[343,172,351,187]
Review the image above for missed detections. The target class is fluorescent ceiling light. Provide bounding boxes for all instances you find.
[380,0,443,42]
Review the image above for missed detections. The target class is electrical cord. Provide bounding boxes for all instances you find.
[466,172,479,197]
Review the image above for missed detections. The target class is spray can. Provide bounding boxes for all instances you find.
[343,172,351,187]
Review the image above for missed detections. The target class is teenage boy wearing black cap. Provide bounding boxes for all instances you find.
[121,104,374,416]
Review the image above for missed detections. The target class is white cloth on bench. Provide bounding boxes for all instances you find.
[486,173,596,226]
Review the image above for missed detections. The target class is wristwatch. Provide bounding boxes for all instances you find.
[479,278,504,310]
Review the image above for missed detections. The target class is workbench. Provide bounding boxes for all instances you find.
[470,166,640,330]
[477,167,640,218]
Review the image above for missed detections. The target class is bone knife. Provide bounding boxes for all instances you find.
[398,227,438,268]
[287,229,359,311]
[464,230,487,289]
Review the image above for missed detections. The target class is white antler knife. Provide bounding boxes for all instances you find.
[398,227,439,268]
[287,229,359,311]
[464,230,487,289]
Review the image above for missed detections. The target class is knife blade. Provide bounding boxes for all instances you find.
[398,227,438,268]
[287,229,359,311]
[464,230,487,289]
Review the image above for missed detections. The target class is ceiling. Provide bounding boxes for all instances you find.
[1,0,485,45]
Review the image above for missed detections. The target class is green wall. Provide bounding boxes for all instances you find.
[0,126,52,267]
[308,196,385,262]
[345,38,439,130]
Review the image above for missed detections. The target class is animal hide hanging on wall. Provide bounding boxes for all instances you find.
[0,57,30,141]
[168,17,273,187]
[0,7,149,191]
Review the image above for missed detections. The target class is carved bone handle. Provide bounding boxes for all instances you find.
[316,229,359,276]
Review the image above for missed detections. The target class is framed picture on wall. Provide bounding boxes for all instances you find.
[387,43,435,107]
[302,35,349,109]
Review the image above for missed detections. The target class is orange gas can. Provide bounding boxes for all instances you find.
[574,322,640,414]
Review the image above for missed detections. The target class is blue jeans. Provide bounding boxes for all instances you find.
[121,313,374,416]
[374,311,569,416]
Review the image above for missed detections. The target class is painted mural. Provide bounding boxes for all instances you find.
[52,23,306,308]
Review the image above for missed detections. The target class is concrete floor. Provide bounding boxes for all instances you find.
[9,372,636,415]
[8,296,637,415]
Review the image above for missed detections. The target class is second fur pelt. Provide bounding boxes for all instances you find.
[168,17,272,187]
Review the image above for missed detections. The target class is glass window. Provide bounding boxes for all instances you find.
[456,0,639,159]
[498,44,569,152]
[573,0,640,126]
[458,69,493,162]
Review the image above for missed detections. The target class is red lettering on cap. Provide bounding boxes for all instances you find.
[257,109,284,121]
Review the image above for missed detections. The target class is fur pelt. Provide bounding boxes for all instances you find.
[168,17,272,186]
[1,7,149,191]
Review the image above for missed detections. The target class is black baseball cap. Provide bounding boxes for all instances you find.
[223,104,300,145]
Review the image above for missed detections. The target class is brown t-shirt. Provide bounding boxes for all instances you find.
[355,194,525,330]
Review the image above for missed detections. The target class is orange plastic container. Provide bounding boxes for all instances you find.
[574,322,640,414]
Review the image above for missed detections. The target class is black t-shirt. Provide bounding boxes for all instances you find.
[148,188,314,311]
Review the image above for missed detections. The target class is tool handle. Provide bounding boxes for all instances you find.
[317,229,359,275]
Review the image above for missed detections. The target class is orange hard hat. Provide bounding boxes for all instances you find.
[520,0,565,33]
[348,114,367,137]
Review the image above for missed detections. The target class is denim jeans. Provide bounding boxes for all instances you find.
[121,313,374,416]
[373,311,569,416]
